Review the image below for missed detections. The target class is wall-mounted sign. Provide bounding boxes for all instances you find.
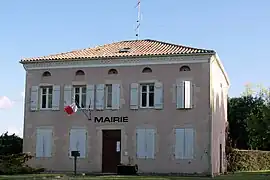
[94,116,128,123]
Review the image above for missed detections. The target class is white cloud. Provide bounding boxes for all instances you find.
[0,96,14,109]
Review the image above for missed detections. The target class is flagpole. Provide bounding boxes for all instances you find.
[135,0,141,39]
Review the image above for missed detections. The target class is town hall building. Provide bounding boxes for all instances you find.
[20,39,230,176]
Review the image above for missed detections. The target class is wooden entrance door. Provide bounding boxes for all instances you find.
[102,130,121,173]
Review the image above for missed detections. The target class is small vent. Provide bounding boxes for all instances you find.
[119,47,131,53]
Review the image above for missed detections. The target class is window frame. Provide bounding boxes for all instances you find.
[40,86,53,110]
[73,85,87,109]
[139,83,155,108]
[105,84,113,109]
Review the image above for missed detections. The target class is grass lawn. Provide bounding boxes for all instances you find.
[0,172,270,180]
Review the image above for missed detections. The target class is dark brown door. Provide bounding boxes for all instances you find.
[102,130,121,173]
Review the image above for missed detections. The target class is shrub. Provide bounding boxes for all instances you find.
[227,149,270,172]
[0,153,45,175]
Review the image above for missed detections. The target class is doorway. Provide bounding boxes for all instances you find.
[102,130,121,173]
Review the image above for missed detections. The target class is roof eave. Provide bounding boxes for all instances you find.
[20,52,215,64]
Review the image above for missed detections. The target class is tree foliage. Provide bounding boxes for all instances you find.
[0,132,23,156]
[228,83,270,150]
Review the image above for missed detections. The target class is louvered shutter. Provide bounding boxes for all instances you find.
[184,81,192,109]
[176,82,185,109]
[146,129,155,159]
[112,84,120,110]
[154,82,163,109]
[64,85,72,107]
[52,85,60,110]
[77,129,87,158]
[184,128,194,159]
[36,129,43,157]
[69,129,78,157]
[44,129,53,157]
[86,84,95,110]
[95,84,105,110]
[175,128,185,159]
[130,83,139,109]
[136,129,146,158]
[30,86,39,111]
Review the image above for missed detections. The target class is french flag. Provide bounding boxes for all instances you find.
[64,103,78,115]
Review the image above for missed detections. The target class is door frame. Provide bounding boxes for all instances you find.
[96,126,125,172]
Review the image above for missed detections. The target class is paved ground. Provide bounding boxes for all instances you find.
[0,172,270,180]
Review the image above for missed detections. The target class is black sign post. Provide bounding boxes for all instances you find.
[71,150,80,175]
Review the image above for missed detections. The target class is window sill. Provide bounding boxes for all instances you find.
[69,156,86,159]
[40,108,53,111]
[139,107,155,109]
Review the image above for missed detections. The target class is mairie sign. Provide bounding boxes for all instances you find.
[94,116,128,123]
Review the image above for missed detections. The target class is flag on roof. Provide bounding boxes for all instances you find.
[64,103,78,115]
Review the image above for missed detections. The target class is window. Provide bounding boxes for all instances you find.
[69,128,87,158]
[175,128,194,159]
[36,128,53,158]
[140,84,154,108]
[142,67,152,73]
[105,84,112,109]
[180,66,191,71]
[42,71,51,77]
[108,69,118,75]
[75,70,85,76]
[136,128,155,159]
[40,86,53,109]
[74,86,86,108]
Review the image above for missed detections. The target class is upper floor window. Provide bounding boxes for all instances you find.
[42,71,51,77]
[105,84,112,109]
[75,70,85,76]
[140,83,154,108]
[108,69,118,75]
[180,65,191,72]
[74,85,86,108]
[40,86,53,109]
[142,67,152,73]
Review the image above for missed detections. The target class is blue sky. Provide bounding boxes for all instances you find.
[0,0,269,137]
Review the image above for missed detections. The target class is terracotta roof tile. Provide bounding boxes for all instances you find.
[20,39,215,63]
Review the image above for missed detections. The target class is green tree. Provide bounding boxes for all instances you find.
[0,132,23,156]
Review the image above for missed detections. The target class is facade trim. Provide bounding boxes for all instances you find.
[23,56,210,70]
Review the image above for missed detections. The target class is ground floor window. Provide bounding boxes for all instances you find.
[136,128,156,159]
[174,128,195,159]
[36,128,53,157]
[69,128,87,158]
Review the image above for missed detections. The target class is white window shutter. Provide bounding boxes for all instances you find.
[175,129,185,159]
[69,129,78,156]
[64,85,72,107]
[136,129,146,158]
[30,86,39,111]
[176,82,185,109]
[95,84,105,110]
[154,82,163,109]
[44,129,53,157]
[184,128,194,159]
[130,83,139,109]
[86,84,95,110]
[77,129,87,158]
[146,129,155,159]
[52,85,60,110]
[35,129,43,157]
[184,81,192,109]
[112,84,121,110]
